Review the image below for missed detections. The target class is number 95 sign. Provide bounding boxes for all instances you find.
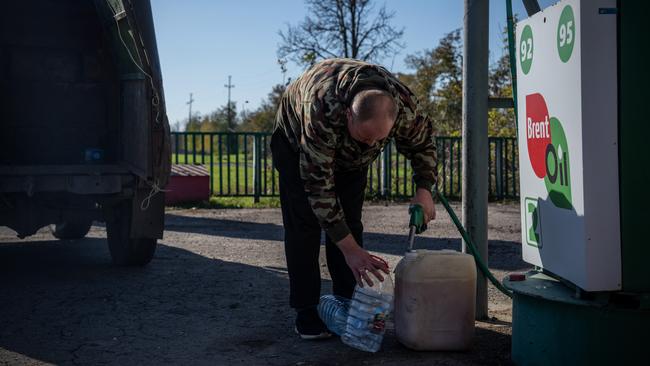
[557,5,575,62]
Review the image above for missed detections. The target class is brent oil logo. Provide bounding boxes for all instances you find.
[525,93,573,210]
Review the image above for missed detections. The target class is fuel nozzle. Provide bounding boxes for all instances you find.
[407,204,427,252]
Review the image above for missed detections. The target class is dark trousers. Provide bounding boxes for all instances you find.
[271,130,367,309]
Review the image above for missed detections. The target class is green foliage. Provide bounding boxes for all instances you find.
[488,109,516,137]
[185,103,238,133]
[401,29,463,136]
[207,196,281,209]
[487,21,517,137]
[168,196,281,209]
[400,27,517,137]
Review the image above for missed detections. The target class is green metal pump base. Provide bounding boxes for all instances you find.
[504,271,650,365]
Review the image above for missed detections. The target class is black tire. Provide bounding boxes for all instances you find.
[106,200,157,266]
[50,219,93,240]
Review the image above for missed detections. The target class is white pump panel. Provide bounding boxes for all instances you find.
[516,0,621,291]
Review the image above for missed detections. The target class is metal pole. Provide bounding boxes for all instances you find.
[253,135,261,203]
[462,0,489,320]
[495,140,503,200]
[224,75,235,132]
[186,92,194,127]
[380,148,387,198]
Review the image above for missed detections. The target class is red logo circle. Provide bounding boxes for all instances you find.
[525,94,552,178]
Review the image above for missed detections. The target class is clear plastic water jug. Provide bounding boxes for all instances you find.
[317,294,350,336]
[341,274,394,353]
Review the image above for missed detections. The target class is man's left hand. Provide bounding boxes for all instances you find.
[412,188,436,223]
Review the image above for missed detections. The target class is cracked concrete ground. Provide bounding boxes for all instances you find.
[0,202,529,365]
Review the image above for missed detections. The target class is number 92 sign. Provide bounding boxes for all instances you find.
[520,25,534,75]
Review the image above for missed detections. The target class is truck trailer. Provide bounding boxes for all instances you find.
[0,0,171,265]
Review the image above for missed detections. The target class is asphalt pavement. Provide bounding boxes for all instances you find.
[0,202,528,365]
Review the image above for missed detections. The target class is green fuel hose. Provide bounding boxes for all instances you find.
[436,192,513,298]
[411,0,521,299]
[438,0,521,299]
[410,0,520,298]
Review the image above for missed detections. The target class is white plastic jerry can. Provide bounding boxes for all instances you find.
[394,250,477,350]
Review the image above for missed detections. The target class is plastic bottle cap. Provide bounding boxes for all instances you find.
[405,251,418,259]
[509,273,526,282]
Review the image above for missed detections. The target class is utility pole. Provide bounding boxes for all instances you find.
[462,0,489,320]
[243,100,249,120]
[224,75,235,132]
[186,92,194,127]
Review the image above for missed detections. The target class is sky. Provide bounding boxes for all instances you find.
[150,0,556,129]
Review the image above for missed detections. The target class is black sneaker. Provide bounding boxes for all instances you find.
[294,306,331,340]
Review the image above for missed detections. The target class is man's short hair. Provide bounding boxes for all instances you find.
[350,89,398,124]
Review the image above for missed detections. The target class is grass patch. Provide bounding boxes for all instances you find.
[167,196,281,209]
[172,153,279,196]
[207,196,281,209]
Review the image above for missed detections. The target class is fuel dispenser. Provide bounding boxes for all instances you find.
[504,0,650,364]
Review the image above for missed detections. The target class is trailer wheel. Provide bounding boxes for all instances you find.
[106,200,157,266]
[50,219,93,240]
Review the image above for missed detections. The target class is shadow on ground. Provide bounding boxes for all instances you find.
[165,213,284,241]
[165,213,529,271]
[0,228,512,365]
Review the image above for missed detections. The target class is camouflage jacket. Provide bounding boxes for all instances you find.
[274,58,437,243]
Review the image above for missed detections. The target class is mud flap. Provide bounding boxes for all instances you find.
[130,187,165,239]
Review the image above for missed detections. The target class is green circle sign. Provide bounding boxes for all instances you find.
[544,117,573,210]
[519,25,533,75]
[557,5,575,62]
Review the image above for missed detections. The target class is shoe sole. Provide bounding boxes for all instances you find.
[294,326,332,340]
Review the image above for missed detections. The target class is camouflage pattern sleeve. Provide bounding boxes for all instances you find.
[298,94,351,243]
[393,93,438,194]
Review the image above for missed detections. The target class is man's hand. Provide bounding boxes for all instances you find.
[409,204,427,234]
[336,235,389,287]
[412,188,436,223]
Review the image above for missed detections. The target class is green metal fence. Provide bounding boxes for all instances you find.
[171,132,519,201]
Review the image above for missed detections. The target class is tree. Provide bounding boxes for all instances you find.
[184,103,238,133]
[184,111,203,132]
[486,50,516,137]
[278,0,404,67]
[400,27,517,137]
[401,29,463,136]
[487,22,516,137]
